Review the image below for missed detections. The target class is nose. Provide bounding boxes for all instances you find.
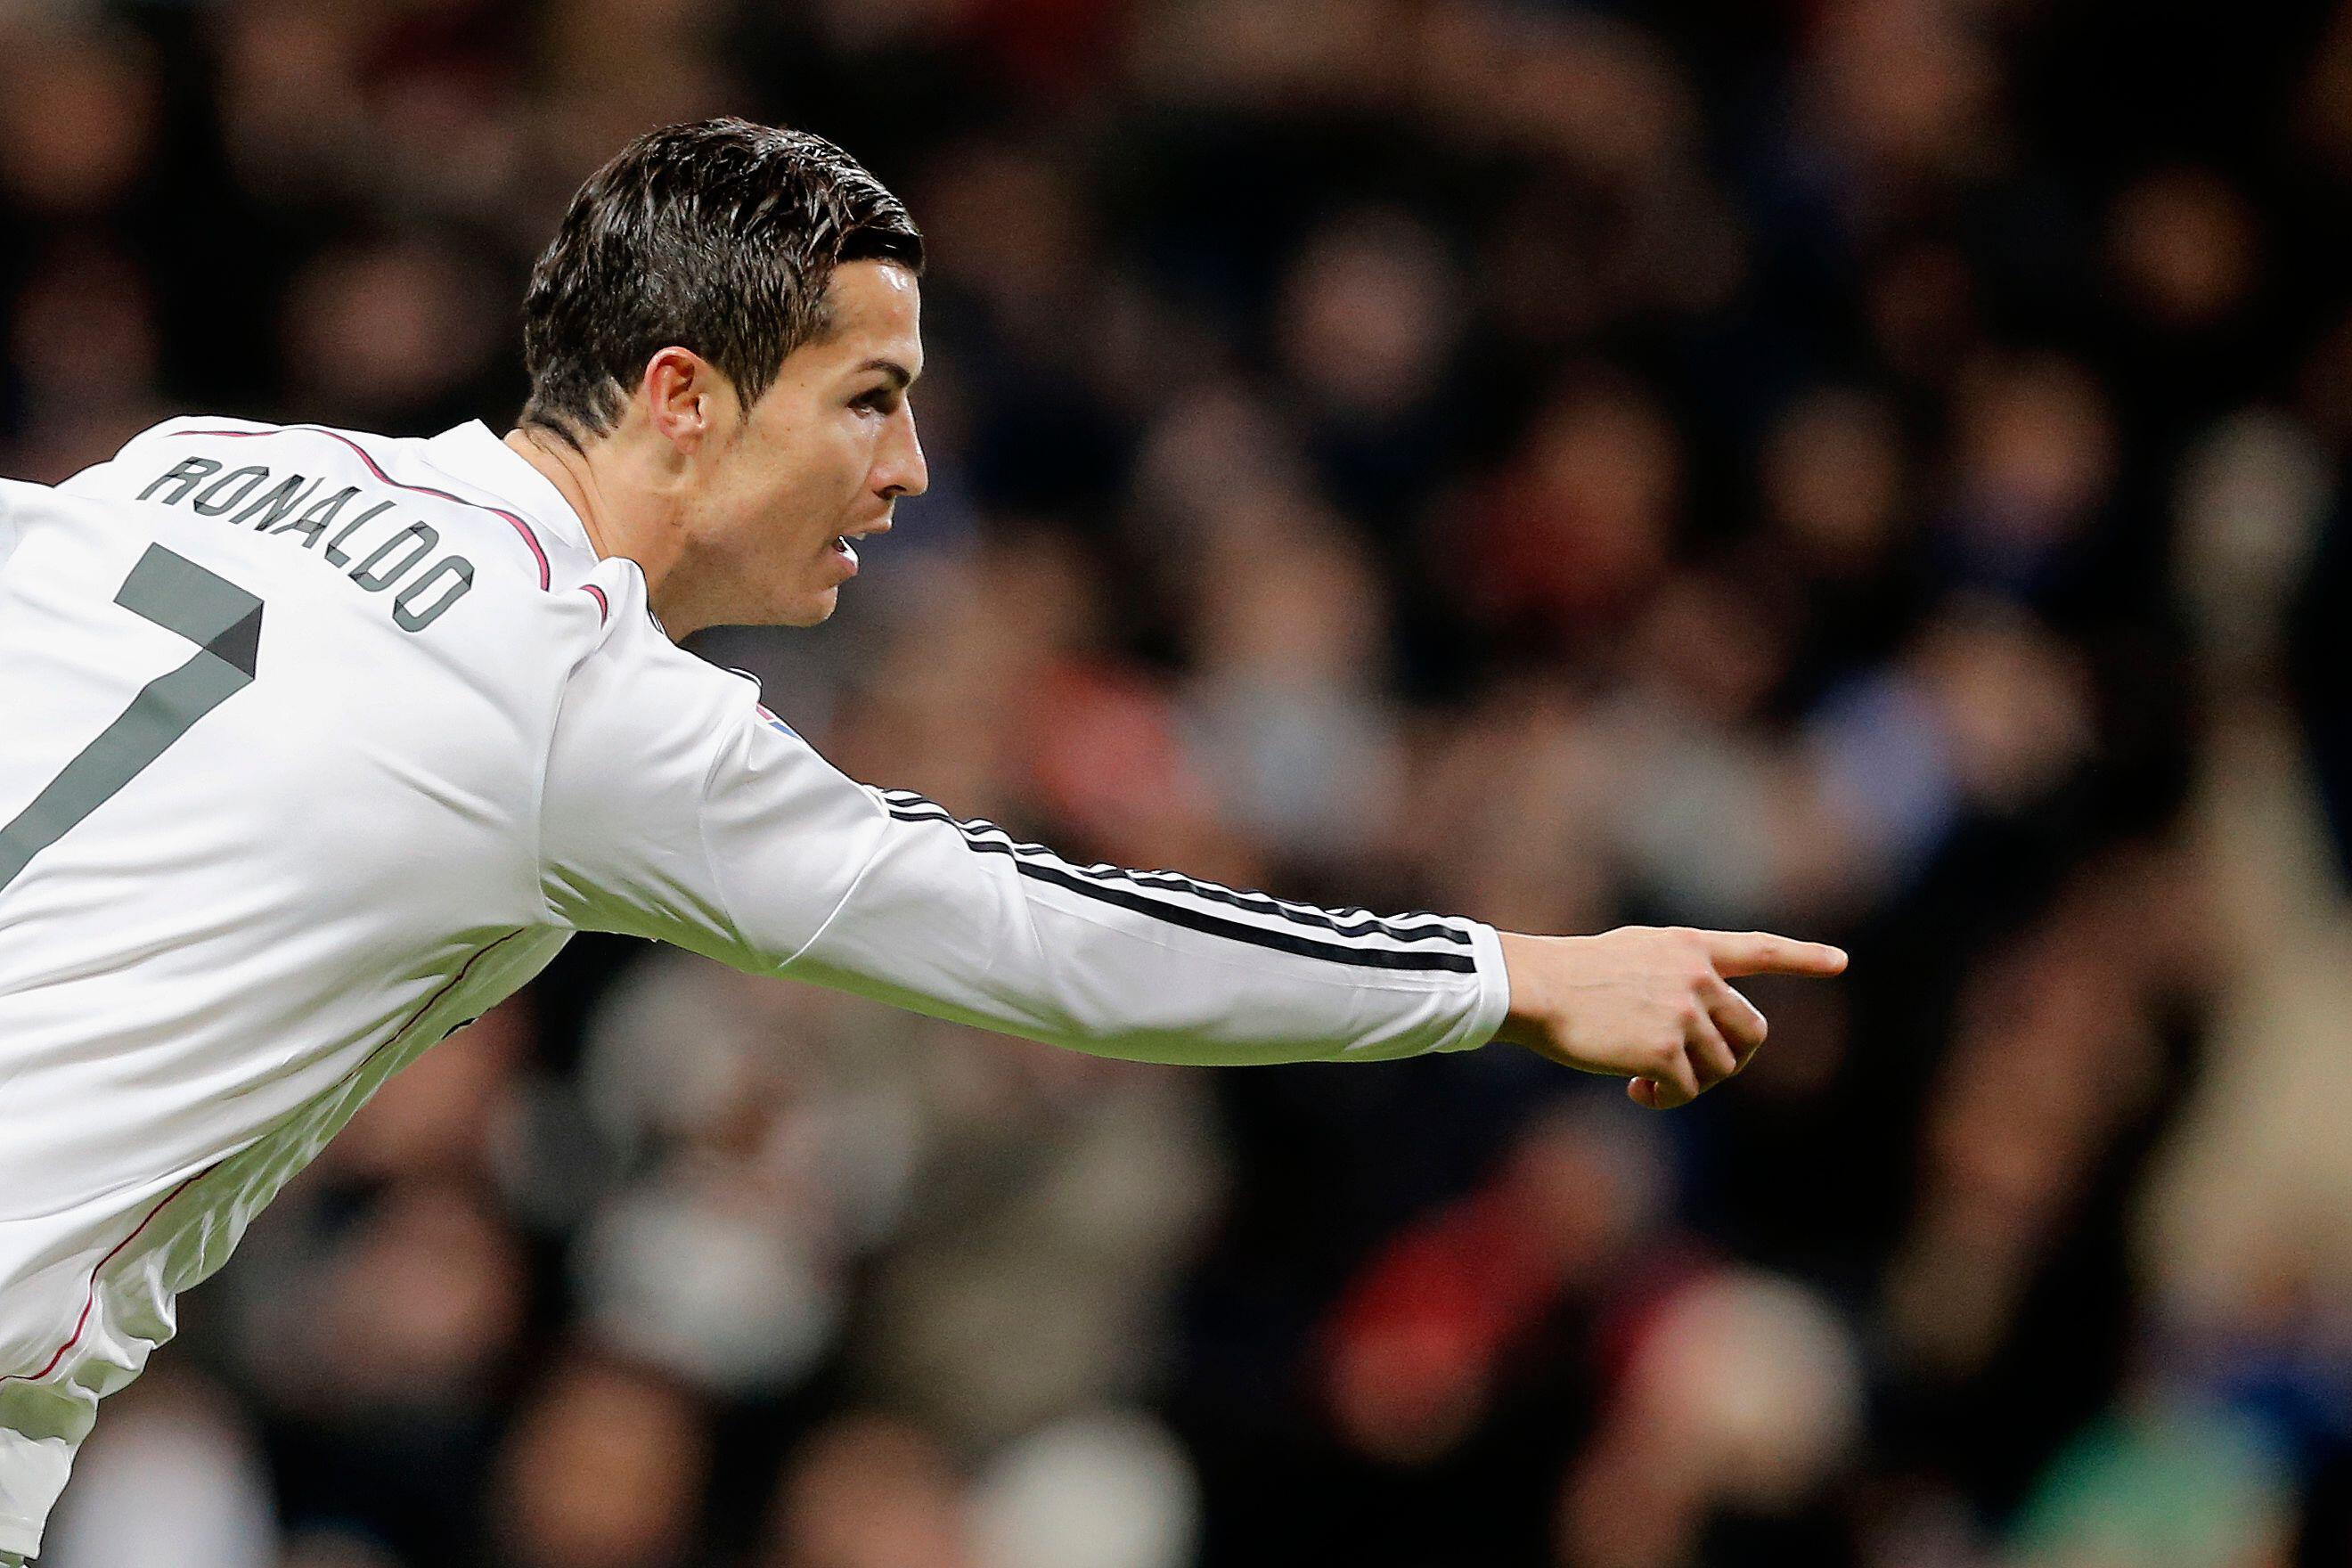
[877,404,928,501]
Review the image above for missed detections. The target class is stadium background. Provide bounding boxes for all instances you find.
[6,0,2352,1564]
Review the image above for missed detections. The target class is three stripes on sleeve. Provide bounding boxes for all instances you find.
[874,789,1480,974]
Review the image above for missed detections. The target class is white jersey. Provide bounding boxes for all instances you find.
[0,416,1508,1554]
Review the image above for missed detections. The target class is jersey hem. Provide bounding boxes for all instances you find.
[0,1505,42,1556]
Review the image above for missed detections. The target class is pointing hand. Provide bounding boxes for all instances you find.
[1491,927,1848,1108]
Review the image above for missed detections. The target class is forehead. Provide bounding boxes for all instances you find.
[811,260,923,362]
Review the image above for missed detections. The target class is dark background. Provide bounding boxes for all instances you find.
[6,1,2352,1565]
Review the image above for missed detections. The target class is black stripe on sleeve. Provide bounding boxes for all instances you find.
[878,790,1471,948]
[883,804,1479,974]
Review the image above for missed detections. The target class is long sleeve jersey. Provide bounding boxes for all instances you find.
[0,416,1510,1554]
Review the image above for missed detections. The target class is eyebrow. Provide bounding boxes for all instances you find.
[860,357,918,390]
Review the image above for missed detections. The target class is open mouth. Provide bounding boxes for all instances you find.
[830,535,859,566]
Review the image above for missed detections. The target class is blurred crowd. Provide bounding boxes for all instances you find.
[9,0,2352,1564]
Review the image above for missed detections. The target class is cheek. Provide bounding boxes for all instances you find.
[772,428,864,503]
[821,415,884,486]
[716,418,872,565]
[739,468,825,549]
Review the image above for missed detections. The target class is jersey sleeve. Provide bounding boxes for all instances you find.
[538,568,1511,1066]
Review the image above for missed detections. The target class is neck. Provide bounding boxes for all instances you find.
[502,425,693,635]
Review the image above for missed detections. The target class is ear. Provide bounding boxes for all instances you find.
[639,347,735,454]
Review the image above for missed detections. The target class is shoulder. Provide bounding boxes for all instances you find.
[535,562,808,868]
[560,557,748,700]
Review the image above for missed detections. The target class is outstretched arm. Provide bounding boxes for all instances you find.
[540,573,1843,1088]
[538,592,1507,1066]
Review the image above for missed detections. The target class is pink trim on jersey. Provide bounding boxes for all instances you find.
[580,584,609,623]
[179,426,553,591]
[0,1168,213,1386]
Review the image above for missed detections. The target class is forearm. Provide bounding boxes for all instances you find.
[776,789,1513,1065]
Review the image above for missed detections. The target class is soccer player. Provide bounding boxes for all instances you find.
[0,118,1843,1558]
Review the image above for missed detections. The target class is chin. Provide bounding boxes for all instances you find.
[780,586,839,627]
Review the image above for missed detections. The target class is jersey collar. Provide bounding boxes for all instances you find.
[421,421,597,557]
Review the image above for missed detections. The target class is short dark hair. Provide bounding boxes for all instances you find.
[519,118,923,448]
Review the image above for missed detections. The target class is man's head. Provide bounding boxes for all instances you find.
[517,118,928,633]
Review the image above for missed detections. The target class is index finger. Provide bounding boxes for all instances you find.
[1702,930,1849,979]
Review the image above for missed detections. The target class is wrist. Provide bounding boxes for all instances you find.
[1492,930,1555,1050]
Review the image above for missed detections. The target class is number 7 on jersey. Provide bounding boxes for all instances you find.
[0,544,263,893]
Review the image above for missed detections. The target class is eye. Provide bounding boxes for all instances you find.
[853,386,900,416]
